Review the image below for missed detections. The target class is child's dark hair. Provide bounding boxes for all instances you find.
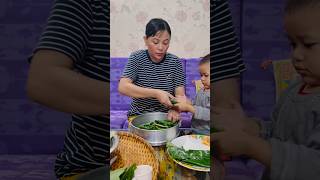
[145,18,171,38]
[285,0,320,13]
[199,54,210,65]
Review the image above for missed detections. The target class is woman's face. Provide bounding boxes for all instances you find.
[144,30,170,62]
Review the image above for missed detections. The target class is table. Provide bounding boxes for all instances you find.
[112,128,210,180]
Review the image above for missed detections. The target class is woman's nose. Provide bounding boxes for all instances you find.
[158,44,164,51]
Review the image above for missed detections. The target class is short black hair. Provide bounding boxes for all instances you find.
[145,18,171,38]
[199,54,210,65]
[285,0,320,13]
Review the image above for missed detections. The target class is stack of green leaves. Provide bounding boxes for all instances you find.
[119,164,137,180]
[138,120,177,130]
[167,143,210,168]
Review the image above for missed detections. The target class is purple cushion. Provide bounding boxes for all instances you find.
[223,159,264,180]
[0,155,56,180]
[185,58,201,98]
[110,58,132,110]
[0,135,65,154]
[0,101,69,154]
[110,110,128,129]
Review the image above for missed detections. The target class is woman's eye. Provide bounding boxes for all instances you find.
[304,42,317,48]
[290,42,296,49]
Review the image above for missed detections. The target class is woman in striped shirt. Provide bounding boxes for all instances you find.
[118,18,186,122]
[212,0,246,109]
[27,0,108,179]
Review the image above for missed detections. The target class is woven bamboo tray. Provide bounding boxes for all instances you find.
[111,131,159,180]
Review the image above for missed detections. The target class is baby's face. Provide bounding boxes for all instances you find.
[284,6,320,88]
[199,62,210,89]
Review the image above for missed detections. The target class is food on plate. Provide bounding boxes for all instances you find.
[167,143,210,168]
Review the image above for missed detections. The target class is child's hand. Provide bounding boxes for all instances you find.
[212,102,247,130]
[212,130,252,156]
[174,102,193,112]
[175,95,191,105]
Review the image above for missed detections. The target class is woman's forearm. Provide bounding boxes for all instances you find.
[27,50,108,115]
[118,78,158,99]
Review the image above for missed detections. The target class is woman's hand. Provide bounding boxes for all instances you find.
[212,102,260,136]
[212,130,271,167]
[154,89,174,108]
[167,109,180,122]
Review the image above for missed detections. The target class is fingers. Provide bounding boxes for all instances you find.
[167,110,180,122]
[167,93,175,100]
[167,112,173,121]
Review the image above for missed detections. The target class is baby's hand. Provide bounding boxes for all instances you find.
[212,130,252,156]
[173,102,188,112]
[175,95,192,105]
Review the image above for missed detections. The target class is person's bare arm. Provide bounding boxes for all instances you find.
[175,86,185,97]
[212,77,241,108]
[27,50,108,115]
[118,77,174,107]
[118,78,160,98]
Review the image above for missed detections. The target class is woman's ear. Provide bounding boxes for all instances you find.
[143,36,147,45]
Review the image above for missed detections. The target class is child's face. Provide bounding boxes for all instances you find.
[199,62,210,89]
[144,30,170,62]
[284,7,320,87]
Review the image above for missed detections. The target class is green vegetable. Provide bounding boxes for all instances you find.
[110,167,126,180]
[170,99,177,105]
[211,127,220,133]
[138,120,177,130]
[167,143,210,168]
[119,164,137,180]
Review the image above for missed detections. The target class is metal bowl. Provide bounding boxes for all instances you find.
[129,112,180,146]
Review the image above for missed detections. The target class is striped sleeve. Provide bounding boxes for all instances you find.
[174,58,186,88]
[121,52,139,81]
[34,0,92,63]
[211,0,245,82]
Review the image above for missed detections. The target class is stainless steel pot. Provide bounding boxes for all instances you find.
[129,112,180,146]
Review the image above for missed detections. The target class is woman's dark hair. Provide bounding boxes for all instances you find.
[145,18,171,38]
[200,54,210,65]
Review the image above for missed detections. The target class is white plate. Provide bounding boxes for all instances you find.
[110,131,119,154]
[168,134,210,172]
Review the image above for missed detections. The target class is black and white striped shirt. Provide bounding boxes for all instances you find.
[212,0,245,82]
[122,50,185,116]
[31,0,108,178]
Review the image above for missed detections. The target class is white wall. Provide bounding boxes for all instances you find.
[110,0,210,58]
